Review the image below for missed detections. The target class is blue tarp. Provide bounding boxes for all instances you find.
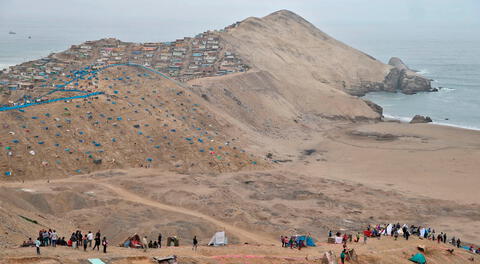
[409,253,426,264]
[88,259,106,264]
[0,92,104,112]
[297,236,316,247]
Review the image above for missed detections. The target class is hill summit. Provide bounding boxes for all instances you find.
[0,10,432,180]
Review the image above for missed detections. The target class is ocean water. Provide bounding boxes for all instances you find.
[361,39,480,130]
[333,28,480,130]
[1,21,479,130]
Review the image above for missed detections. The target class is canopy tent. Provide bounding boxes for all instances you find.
[334,236,343,244]
[409,253,426,264]
[208,231,227,246]
[297,236,316,247]
[121,233,144,248]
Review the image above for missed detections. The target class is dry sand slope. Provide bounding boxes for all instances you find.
[0,9,479,264]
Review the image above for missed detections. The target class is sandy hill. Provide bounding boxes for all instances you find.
[188,10,431,134]
[0,9,479,264]
[0,65,264,180]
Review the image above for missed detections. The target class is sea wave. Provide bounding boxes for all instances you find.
[382,114,411,123]
[383,114,480,131]
[0,63,14,70]
[438,87,456,92]
[416,69,429,75]
[431,121,480,131]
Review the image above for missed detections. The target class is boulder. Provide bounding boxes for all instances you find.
[410,115,432,124]
[399,72,432,94]
[354,58,432,96]
[385,57,432,94]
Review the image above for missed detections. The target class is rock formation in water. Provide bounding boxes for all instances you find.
[410,115,433,123]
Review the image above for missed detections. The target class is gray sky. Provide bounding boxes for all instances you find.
[0,0,479,66]
[1,0,479,41]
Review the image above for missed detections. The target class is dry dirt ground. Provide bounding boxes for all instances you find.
[1,237,477,264]
[1,10,479,264]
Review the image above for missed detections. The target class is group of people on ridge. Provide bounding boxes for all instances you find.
[24,229,108,255]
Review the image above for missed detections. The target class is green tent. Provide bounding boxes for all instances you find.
[409,253,426,264]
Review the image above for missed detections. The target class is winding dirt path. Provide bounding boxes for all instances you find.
[100,182,275,244]
[58,179,276,245]
[2,175,276,245]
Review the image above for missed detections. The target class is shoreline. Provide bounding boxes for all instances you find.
[382,113,480,132]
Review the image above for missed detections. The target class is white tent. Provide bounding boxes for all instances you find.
[208,231,227,246]
[334,236,343,244]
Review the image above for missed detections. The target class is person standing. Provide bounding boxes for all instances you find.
[192,236,198,251]
[77,231,83,248]
[35,237,41,255]
[96,230,101,241]
[158,233,162,248]
[102,237,108,253]
[70,232,77,249]
[47,229,52,246]
[42,230,49,246]
[443,233,447,244]
[340,249,346,264]
[51,230,58,247]
[280,236,285,247]
[93,234,101,251]
[87,231,93,247]
[83,235,88,251]
[456,238,461,248]
[142,236,148,252]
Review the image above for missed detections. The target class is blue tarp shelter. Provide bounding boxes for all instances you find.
[409,253,426,264]
[295,236,316,247]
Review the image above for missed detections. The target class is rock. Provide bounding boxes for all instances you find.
[383,57,432,94]
[353,58,431,96]
[398,71,432,94]
[388,57,411,71]
[410,115,432,124]
[363,99,383,116]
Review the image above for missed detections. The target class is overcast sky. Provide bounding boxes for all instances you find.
[1,0,479,40]
[0,0,479,66]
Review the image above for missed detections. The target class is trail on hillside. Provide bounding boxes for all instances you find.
[63,179,276,245]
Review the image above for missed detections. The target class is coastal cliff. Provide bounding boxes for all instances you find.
[348,57,432,96]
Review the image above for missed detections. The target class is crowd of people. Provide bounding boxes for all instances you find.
[25,230,201,255]
[22,229,109,255]
[280,223,480,263]
[280,235,311,250]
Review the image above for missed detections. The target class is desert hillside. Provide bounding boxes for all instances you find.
[0,9,478,264]
[189,10,431,134]
[0,65,265,180]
